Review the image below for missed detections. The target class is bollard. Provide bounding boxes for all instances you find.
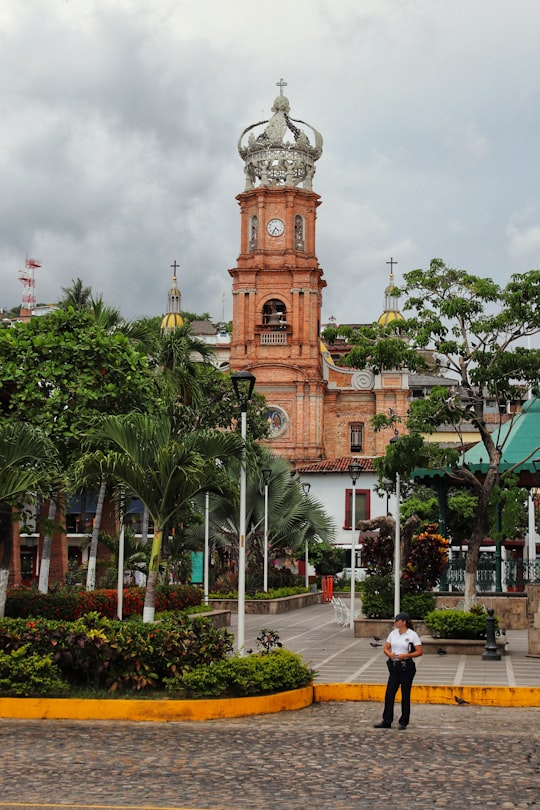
[482,607,501,661]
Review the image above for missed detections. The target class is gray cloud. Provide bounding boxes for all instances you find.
[1,0,539,323]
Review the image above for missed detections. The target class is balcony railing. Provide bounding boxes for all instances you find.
[260,331,288,345]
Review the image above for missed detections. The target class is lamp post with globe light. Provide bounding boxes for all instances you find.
[231,370,256,655]
[348,459,361,628]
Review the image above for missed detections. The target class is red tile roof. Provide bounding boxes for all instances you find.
[295,456,378,474]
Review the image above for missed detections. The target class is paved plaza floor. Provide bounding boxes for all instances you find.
[237,602,540,688]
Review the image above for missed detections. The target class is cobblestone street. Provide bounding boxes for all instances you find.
[0,702,538,809]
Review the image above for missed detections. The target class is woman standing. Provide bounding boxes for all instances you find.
[373,612,423,730]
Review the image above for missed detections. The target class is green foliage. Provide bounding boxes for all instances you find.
[177,365,270,439]
[359,574,394,618]
[4,584,202,620]
[0,645,68,697]
[361,533,394,575]
[0,308,156,464]
[308,540,344,576]
[402,527,449,593]
[489,473,529,540]
[166,648,313,698]
[362,522,449,594]
[208,587,308,600]
[424,608,497,639]
[256,628,282,653]
[401,592,436,619]
[0,612,233,692]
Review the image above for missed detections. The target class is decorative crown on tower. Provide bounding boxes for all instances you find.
[238,79,323,191]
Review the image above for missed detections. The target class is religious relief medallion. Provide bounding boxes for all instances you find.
[264,406,289,438]
[351,370,375,390]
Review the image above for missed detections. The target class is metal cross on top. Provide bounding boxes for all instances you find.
[276,78,288,96]
[170,260,180,274]
[386,257,398,273]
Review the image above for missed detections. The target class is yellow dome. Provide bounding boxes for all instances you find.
[161,312,184,332]
[320,339,335,365]
[378,310,404,326]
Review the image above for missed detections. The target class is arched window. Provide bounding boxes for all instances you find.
[263,298,287,328]
[249,215,258,250]
[294,215,304,250]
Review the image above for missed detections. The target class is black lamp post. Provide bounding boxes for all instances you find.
[231,370,256,654]
[348,459,361,628]
[261,468,272,592]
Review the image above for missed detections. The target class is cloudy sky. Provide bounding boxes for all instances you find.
[2,0,540,325]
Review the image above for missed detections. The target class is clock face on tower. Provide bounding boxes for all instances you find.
[266,218,285,237]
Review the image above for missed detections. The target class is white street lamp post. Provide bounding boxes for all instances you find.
[394,472,401,616]
[261,468,272,592]
[116,488,125,621]
[204,491,210,606]
[302,481,311,589]
[231,370,256,656]
[348,460,361,629]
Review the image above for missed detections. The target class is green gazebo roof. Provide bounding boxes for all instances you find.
[413,396,540,483]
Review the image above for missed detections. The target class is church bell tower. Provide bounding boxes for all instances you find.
[229,82,327,463]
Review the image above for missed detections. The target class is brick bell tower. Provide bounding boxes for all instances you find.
[229,82,327,464]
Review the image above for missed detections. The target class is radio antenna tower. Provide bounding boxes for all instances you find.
[19,257,41,315]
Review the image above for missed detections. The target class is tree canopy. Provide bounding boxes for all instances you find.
[331,259,540,606]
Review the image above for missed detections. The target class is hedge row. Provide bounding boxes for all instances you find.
[4,584,202,620]
[0,612,231,694]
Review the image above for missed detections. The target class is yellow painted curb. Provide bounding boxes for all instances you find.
[313,682,540,708]
[2,682,539,722]
[0,685,314,722]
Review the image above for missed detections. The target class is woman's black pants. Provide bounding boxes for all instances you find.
[382,659,416,727]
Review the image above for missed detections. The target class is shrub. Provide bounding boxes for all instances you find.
[4,585,202,620]
[208,587,308,600]
[424,608,497,639]
[0,645,68,697]
[166,649,314,698]
[401,592,436,619]
[0,612,233,692]
[359,574,394,618]
[402,527,449,593]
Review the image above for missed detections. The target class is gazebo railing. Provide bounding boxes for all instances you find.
[440,558,540,592]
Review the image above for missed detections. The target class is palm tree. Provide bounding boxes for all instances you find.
[58,277,93,310]
[192,454,336,590]
[80,410,243,621]
[0,422,58,616]
[131,317,216,407]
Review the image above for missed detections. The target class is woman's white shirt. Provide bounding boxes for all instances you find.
[386,628,422,656]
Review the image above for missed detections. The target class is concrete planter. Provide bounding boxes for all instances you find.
[209,591,321,614]
[192,609,231,628]
[422,637,508,655]
[354,619,507,654]
[354,618,428,638]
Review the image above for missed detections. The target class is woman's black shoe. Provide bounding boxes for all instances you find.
[373,722,391,728]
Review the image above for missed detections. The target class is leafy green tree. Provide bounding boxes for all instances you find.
[0,423,58,616]
[176,365,270,438]
[337,259,540,607]
[80,410,244,621]
[0,308,156,591]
